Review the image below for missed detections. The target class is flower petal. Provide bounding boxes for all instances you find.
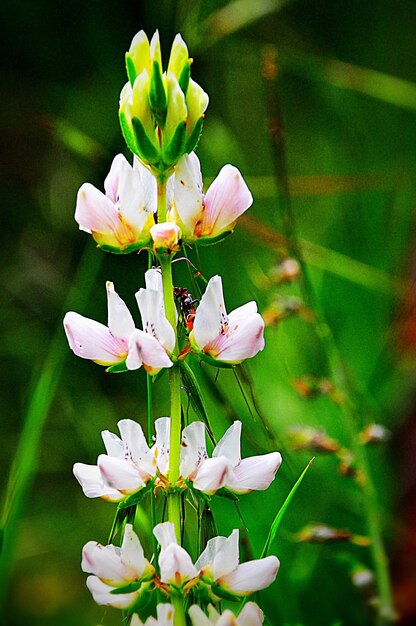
[101,430,124,458]
[218,556,279,595]
[193,456,230,494]
[192,275,228,350]
[73,463,124,502]
[154,417,171,476]
[86,575,137,608]
[121,524,146,578]
[75,183,119,239]
[106,282,136,339]
[198,165,253,238]
[104,154,125,203]
[97,455,147,494]
[134,157,157,214]
[136,287,176,353]
[213,421,241,467]
[144,268,163,291]
[188,606,212,626]
[174,153,204,234]
[155,603,175,625]
[180,421,208,479]
[82,542,126,583]
[154,522,198,584]
[238,603,264,626]
[126,330,174,373]
[207,308,265,364]
[195,530,239,580]
[226,452,282,493]
[117,419,150,466]
[63,312,128,365]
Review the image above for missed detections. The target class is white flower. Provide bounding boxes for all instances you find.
[75,154,156,252]
[82,524,154,609]
[64,281,136,368]
[153,522,198,586]
[189,602,263,626]
[73,417,170,502]
[195,529,279,597]
[64,280,173,375]
[131,604,175,626]
[169,152,252,242]
[189,275,265,366]
[126,268,175,374]
[180,421,282,495]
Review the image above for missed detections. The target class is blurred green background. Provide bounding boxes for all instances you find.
[1,0,416,624]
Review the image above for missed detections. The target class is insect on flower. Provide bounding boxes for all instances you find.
[173,286,197,331]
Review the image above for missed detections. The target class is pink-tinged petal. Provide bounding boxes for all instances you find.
[180,421,208,479]
[106,282,136,339]
[154,417,170,476]
[215,612,238,626]
[213,421,241,467]
[226,452,282,493]
[101,430,124,458]
[121,524,146,578]
[63,312,128,365]
[136,288,176,353]
[104,154,127,203]
[218,556,279,595]
[193,457,230,494]
[228,301,258,323]
[206,310,265,364]
[97,455,147,494]
[238,603,264,626]
[153,522,177,549]
[150,222,182,250]
[73,463,124,502]
[82,542,126,583]
[75,183,119,238]
[196,165,253,238]
[192,275,228,349]
[126,330,174,374]
[174,153,204,233]
[86,575,138,608]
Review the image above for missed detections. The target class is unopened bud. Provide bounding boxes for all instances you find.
[150,222,182,254]
[269,258,301,284]
[359,423,390,445]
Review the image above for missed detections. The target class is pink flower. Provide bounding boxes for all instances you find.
[75,154,156,253]
[180,421,282,495]
[190,275,265,366]
[169,152,252,243]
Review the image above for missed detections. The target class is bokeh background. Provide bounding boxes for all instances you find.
[1,0,416,624]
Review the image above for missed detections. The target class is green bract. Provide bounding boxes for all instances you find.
[120,30,209,175]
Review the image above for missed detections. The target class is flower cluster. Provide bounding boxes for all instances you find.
[73,417,281,501]
[64,270,264,372]
[83,523,279,610]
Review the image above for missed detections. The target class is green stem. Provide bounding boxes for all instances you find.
[157,187,182,543]
[157,176,167,223]
[172,595,187,626]
[265,73,395,623]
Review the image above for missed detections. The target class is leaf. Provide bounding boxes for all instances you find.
[132,117,160,165]
[180,360,215,442]
[118,481,154,510]
[119,111,138,156]
[106,360,129,374]
[149,60,167,125]
[125,53,137,86]
[162,121,186,167]
[185,116,204,153]
[261,458,314,558]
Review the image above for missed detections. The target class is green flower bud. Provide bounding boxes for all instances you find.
[119,30,209,174]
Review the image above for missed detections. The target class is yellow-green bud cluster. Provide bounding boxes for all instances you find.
[119,31,208,175]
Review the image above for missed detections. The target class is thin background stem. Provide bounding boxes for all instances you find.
[263,45,395,624]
